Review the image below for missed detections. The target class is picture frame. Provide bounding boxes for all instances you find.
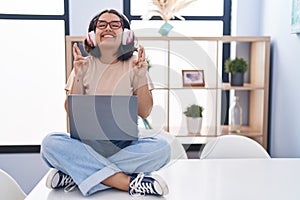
[291,0,300,33]
[182,70,205,87]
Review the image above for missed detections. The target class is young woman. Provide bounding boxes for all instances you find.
[41,9,171,197]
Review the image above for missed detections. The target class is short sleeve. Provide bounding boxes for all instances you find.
[65,69,75,92]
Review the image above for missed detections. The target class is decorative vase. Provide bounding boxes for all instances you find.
[230,72,244,86]
[186,117,202,134]
[158,21,173,36]
[228,96,242,133]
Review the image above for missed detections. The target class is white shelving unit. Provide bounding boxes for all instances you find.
[137,36,270,149]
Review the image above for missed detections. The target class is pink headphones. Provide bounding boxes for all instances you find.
[86,28,134,47]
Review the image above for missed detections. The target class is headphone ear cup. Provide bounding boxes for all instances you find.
[122,29,134,45]
[87,31,96,47]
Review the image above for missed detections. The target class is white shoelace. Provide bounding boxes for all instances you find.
[58,174,73,187]
[58,174,76,192]
[129,173,156,196]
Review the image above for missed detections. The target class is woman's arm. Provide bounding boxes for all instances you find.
[132,45,153,118]
[64,90,71,113]
[136,85,153,119]
[65,43,87,113]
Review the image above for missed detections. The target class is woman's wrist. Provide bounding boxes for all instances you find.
[135,76,148,89]
[133,67,148,90]
[71,75,84,94]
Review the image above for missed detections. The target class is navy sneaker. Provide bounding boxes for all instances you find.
[46,169,76,192]
[129,172,169,196]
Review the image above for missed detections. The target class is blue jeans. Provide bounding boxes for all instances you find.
[41,132,171,196]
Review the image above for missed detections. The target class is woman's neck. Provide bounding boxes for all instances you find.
[100,56,119,64]
[99,48,119,64]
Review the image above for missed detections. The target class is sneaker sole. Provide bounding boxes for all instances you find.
[46,169,59,189]
[151,174,169,196]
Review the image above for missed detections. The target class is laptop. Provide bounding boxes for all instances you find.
[68,95,139,141]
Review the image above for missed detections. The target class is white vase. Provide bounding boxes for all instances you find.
[186,117,202,134]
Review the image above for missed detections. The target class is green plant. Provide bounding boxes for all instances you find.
[225,57,248,74]
[183,104,204,118]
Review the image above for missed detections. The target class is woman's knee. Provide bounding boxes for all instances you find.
[141,137,171,171]
[146,137,171,162]
[41,132,69,153]
[158,138,171,161]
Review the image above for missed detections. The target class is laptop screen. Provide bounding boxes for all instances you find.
[68,95,138,141]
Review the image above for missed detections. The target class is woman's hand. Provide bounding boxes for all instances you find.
[133,45,148,77]
[132,45,153,118]
[73,43,87,76]
[70,43,86,95]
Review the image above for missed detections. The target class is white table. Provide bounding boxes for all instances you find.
[26,159,300,200]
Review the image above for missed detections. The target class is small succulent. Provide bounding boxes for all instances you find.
[183,104,204,118]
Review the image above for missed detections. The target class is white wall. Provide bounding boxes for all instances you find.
[260,0,300,157]
[232,0,300,157]
[231,0,262,36]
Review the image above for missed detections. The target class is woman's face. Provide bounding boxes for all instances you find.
[95,12,123,49]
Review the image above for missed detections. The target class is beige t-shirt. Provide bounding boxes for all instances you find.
[65,55,153,95]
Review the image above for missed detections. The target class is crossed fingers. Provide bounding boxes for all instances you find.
[73,43,87,75]
[133,45,146,68]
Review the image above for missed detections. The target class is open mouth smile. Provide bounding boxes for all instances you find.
[101,33,116,41]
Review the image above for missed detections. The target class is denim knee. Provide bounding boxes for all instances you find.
[154,137,171,163]
[142,136,171,165]
[41,133,69,155]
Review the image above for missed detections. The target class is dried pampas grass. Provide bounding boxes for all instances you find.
[141,0,197,21]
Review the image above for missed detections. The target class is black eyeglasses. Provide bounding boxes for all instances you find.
[95,20,123,30]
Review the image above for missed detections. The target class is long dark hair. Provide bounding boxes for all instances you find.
[84,9,137,61]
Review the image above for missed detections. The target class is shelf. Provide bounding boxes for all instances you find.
[221,125,263,138]
[152,83,264,91]
[140,36,270,149]
[155,87,219,90]
[174,125,263,144]
[222,83,264,91]
[135,36,271,42]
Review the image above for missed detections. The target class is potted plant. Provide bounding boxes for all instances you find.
[225,57,248,86]
[183,104,204,134]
